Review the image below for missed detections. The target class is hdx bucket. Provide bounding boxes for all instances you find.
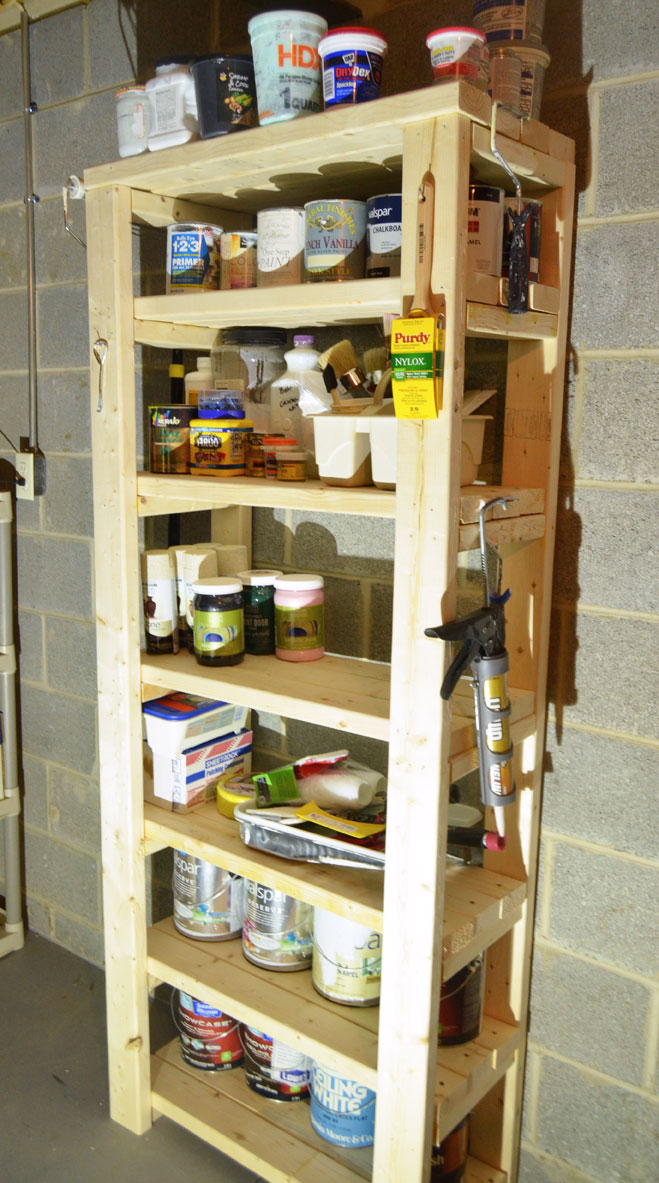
[248,9,327,124]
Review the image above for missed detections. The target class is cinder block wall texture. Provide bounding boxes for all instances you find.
[0,2,657,1180]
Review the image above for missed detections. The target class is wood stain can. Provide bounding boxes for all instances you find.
[304,198,366,281]
[438,956,484,1045]
[240,1026,311,1100]
[177,991,243,1071]
[431,1115,470,1181]
[172,850,244,941]
[312,907,382,1006]
[242,880,313,971]
[256,207,305,287]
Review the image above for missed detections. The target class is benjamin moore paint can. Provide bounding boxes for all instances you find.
[173,850,244,941]
[366,193,402,277]
[310,1063,376,1146]
[304,199,366,281]
[242,880,313,971]
[166,223,222,293]
[256,207,305,287]
[241,1026,311,1100]
[312,907,382,1006]
[177,992,243,1071]
[467,185,504,276]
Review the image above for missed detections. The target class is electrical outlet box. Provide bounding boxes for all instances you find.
[15,452,34,500]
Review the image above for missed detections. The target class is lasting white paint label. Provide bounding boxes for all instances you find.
[310,1064,376,1147]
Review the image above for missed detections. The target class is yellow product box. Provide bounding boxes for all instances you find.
[390,314,445,419]
[294,800,386,838]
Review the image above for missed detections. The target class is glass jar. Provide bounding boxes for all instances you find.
[274,574,325,663]
[276,450,306,481]
[193,577,244,667]
[238,569,283,655]
[211,328,286,432]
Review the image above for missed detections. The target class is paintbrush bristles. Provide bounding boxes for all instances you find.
[317,339,360,378]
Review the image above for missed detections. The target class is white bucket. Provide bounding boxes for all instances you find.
[248,9,327,125]
[426,27,486,83]
[472,0,546,44]
[313,415,373,487]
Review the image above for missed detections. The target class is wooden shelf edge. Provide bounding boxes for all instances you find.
[435,1017,522,1143]
[136,472,397,519]
[465,1157,508,1183]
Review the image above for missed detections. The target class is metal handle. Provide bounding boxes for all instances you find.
[93,338,108,412]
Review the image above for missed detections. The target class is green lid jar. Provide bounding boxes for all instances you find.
[238,569,283,655]
[193,577,244,666]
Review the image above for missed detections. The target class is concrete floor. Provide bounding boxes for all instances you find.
[0,933,260,1183]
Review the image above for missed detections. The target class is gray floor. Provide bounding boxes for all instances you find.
[0,933,260,1183]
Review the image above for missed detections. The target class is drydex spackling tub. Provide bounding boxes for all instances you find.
[310,1063,376,1146]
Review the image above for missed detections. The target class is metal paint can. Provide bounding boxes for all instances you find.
[312,907,382,1006]
[431,1116,470,1182]
[177,991,243,1071]
[166,222,222,294]
[149,405,198,474]
[366,193,402,278]
[502,197,542,282]
[256,207,305,287]
[241,1026,311,1100]
[310,1063,376,1147]
[173,850,244,941]
[438,956,484,1045]
[242,880,313,971]
[220,231,258,290]
[467,184,504,276]
[304,199,366,282]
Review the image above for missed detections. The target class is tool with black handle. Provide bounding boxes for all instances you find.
[425,497,517,837]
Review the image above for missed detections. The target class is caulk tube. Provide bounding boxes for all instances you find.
[471,651,515,837]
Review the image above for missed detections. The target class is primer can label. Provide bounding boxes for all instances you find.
[310,1064,376,1146]
[166,223,222,293]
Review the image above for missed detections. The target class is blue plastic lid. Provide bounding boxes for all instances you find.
[143,692,229,721]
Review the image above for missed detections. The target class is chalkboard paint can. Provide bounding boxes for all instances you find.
[312,907,382,1006]
[242,880,313,971]
[256,207,305,287]
[438,956,484,1045]
[310,1063,376,1147]
[431,1116,470,1181]
[241,1026,311,1100]
[467,184,504,276]
[177,992,243,1071]
[502,197,542,282]
[366,193,402,278]
[304,198,366,282]
[166,223,222,294]
[173,851,244,941]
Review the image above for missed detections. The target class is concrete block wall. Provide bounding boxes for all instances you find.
[0,2,656,1180]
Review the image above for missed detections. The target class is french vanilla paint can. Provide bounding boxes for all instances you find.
[256,207,305,287]
[177,992,243,1071]
[304,199,366,282]
[467,185,504,276]
[310,1063,376,1147]
[241,1026,311,1100]
[166,223,223,293]
[312,907,382,1006]
[220,231,258,290]
[366,193,402,278]
[242,879,313,971]
[173,850,244,941]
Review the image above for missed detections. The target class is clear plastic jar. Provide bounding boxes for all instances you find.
[193,577,244,667]
[274,574,325,662]
[211,328,286,432]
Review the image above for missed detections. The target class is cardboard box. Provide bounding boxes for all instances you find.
[142,691,248,757]
[144,728,252,813]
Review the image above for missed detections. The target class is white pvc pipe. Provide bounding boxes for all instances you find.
[0,492,24,953]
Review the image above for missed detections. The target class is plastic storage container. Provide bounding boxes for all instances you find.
[142,692,248,756]
[313,415,373,487]
[426,28,486,83]
[356,410,491,489]
[115,85,150,157]
[189,418,253,476]
[146,58,198,151]
[190,54,256,138]
[184,357,212,403]
[248,9,327,124]
[318,26,387,107]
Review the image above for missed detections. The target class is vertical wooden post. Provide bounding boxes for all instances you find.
[373,111,471,1183]
[87,185,152,1134]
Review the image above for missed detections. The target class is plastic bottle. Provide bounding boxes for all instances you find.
[146,58,199,151]
[184,357,212,404]
[269,335,330,475]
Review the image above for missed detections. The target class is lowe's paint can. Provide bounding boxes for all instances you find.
[502,197,542,282]
[241,1026,311,1100]
[304,198,366,282]
[366,193,402,278]
[242,880,313,971]
[173,850,244,941]
[177,991,243,1071]
[312,907,382,1006]
[166,223,222,294]
[467,185,504,277]
[438,956,484,1045]
[310,1063,376,1147]
[431,1116,470,1182]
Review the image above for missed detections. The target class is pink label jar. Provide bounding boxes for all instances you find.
[274,575,325,662]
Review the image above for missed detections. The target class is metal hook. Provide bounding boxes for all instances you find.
[62,175,86,250]
[490,101,524,214]
[93,338,108,412]
[478,496,518,604]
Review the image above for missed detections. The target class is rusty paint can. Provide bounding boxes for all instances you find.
[312,907,382,1006]
[240,1025,311,1100]
[242,880,313,971]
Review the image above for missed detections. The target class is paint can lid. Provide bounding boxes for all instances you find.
[274,574,324,591]
[193,577,243,596]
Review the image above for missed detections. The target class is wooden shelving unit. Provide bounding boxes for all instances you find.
[85,80,574,1182]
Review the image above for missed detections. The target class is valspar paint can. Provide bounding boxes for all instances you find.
[242,880,313,971]
[502,197,542,282]
[312,907,382,1006]
[220,231,257,290]
[177,992,243,1071]
[467,185,504,276]
[304,198,366,282]
[366,193,402,278]
[438,956,484,1045]
[257,207,305,287]
[310,1063,376,1147]
[431,1116,470,1182]
[166,223,222,294]
[173,850,244,941]
[241,1026,311,1100]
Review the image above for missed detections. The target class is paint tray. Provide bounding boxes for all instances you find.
[234,803,385,870]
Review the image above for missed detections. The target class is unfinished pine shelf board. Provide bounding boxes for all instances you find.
[137,473,397,519]
[152,1040,371,1183]
[465,1160,508,1183]
[435,1017,521,1142]
[498,280,560,315]
[466,304,558,340]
